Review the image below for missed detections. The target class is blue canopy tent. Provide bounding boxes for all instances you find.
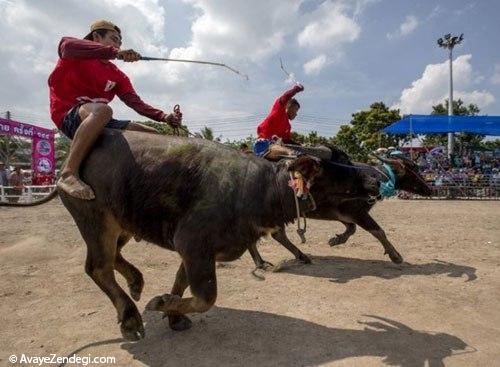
[382,115,500,136]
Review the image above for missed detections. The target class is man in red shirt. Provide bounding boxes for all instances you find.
[48,20,181,200]
[256,84,304,144]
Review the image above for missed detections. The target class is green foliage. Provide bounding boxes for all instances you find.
[140,120,190,137]
[197,126,223,141]
[199,126,214,141]
[224,135,257,149]
[481,139,500,150]
[332,102,402,162]
[55,134,71,168]
[291,131,332,145]
[0,136,31,165]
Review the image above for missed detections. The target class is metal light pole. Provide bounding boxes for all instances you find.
[437,33,463,159]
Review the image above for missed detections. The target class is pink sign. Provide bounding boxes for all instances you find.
[0,118,56,181]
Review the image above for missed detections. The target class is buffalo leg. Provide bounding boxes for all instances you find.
[114,234,144,302]
[146,248,217,320]
[353,213,403,264]
[166,263,193,331]
[80,215,144,341]
[328,222,356,247]
[271,229,311,264]
[248,241,274,270]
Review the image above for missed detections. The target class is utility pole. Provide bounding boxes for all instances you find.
[437,33,464,159]
[2,112,12,165]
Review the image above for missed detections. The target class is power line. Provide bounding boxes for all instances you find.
[1,109,346,140]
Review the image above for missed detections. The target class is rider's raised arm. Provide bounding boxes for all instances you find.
[278,84,304,106]
[58,37,118,60]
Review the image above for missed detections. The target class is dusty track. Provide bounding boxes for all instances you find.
[1,199,499,366]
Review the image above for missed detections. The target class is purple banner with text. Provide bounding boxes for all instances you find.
[0,118,55,178]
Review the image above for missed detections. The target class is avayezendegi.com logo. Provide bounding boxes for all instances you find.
[8,353,116,365]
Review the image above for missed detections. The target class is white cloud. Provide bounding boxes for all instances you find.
[303,55,327,75]
[454,2,476,17]
[297,1,361,49]
[180,0,302,62]
[1,0,434,141]
[454,90,495,107]
[393,54,495,114]
[352,0,381,19]
[492,64,500,85]
[427,5,442,20]
[387,15,418,40]
[0,0,174,129]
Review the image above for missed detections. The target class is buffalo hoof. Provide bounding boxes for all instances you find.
[388,250,403,264]
[257,261,275,271]
[298,253,312,264]
[328,235,346,247]
[168,315,192,331]
[146,294,181,313]
[120,312,145,341]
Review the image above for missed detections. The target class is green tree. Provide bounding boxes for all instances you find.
[291,131,331,145]
[224,135,257,150]
[481,139,500,150]
[55,134,71,169]
[140,120,190,136]
[0,136,31,165]
[199,126,214,141]
[422,99,482,151]
[332,102,402,162]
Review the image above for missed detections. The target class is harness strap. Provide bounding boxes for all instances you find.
[273,169,315,244]
[288,172,317,243]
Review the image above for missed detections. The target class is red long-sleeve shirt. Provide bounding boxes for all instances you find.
[48,37,166,127]
[256,85,303,143]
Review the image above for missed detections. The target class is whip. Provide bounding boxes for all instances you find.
[279,57,301,86]
[139,56,249,80]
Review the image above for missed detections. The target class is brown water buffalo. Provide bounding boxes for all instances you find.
[1,130,332,340]
[248,144,432,269]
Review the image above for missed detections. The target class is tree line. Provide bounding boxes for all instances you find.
[1,99,499,168]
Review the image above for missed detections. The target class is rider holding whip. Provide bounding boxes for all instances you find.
[48,20,182,200]
[254,59,304,156]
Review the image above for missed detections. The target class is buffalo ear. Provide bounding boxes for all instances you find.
[370,153,407,177]
[391,161,406,177]
[288,155,322,180]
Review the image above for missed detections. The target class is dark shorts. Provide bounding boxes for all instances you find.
[60,104,130,139]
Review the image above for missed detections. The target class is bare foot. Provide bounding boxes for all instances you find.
[57,174,95,200]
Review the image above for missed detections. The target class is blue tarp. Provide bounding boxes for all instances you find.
[382,114,500,136]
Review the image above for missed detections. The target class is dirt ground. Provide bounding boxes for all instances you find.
[0,199,499,366]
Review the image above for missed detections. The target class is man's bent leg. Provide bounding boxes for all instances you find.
[58,103,113,200]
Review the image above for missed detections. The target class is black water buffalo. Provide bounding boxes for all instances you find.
[2,130,333,340]
[248,144,432,269]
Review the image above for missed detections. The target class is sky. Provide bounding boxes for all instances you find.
[0,0,499,141]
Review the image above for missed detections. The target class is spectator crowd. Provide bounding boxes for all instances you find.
[0,161,56,202]
[400,148,500,199]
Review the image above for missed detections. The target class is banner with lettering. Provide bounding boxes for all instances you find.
[0,118,56,182]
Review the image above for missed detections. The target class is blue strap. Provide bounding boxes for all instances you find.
[379,163,397,198]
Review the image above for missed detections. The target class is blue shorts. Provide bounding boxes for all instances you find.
[253,139,272,157]
[60,104,130,140]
